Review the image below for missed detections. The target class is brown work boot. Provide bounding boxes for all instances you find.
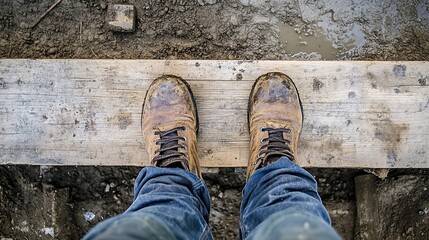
[142,75,202,178]
[246,72,304,180]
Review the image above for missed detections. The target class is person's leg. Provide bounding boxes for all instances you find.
[240,157,340,240]
[247,210,339,240]
[242,72,340,239]
[84,167,212,240]
[83,75,212,240]
[84,213,176,240]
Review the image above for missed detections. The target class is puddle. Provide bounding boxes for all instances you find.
[417,1,429,21]
[277,22,355,60]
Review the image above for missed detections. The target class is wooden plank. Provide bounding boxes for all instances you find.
[0,60,428,168]
[354,174,381,239]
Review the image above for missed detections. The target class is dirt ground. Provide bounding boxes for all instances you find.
[1,0,429,239]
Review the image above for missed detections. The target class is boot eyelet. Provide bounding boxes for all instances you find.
[182,145,187,150]
[182,137,187,142]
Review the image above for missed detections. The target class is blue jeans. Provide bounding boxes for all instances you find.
[83,157,341,240]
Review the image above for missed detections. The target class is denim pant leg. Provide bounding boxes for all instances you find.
[83,167,213,240]
[240,157,341,240]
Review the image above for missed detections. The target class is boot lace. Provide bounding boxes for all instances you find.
[256,127,294,167]
[152,126,189,169]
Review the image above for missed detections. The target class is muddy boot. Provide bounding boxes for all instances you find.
[246,72,304,180]
[142,75,202,178]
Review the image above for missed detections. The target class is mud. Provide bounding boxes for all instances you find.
[1,0,428,60]
[1,0,429,239]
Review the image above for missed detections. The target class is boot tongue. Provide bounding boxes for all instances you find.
[269,131,283,141]
[157,131,188,170]
[160,131,179,157]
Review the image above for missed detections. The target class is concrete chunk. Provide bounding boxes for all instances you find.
[106,4,135,32]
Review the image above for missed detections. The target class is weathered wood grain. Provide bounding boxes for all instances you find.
[355,174,381,239]
[0,60,428,168]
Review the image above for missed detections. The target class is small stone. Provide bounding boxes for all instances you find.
[198,0,217,5]
[23,34,33,44]
[159,7,169,16]
[0,39,7,47]
[224,189,236,198]
[294,28,301,34]
[40,227,55,238]
[48,47,58,54]
[418,208,429,215]
[83,211,96,221]
[19,22,29,29]
[100,2,107,10]
[106,4,135,33]
[176,30,184,36]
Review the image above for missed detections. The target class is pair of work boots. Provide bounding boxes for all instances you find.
[142,72,303,180]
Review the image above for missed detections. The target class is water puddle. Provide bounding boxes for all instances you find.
[277,22,355,60]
